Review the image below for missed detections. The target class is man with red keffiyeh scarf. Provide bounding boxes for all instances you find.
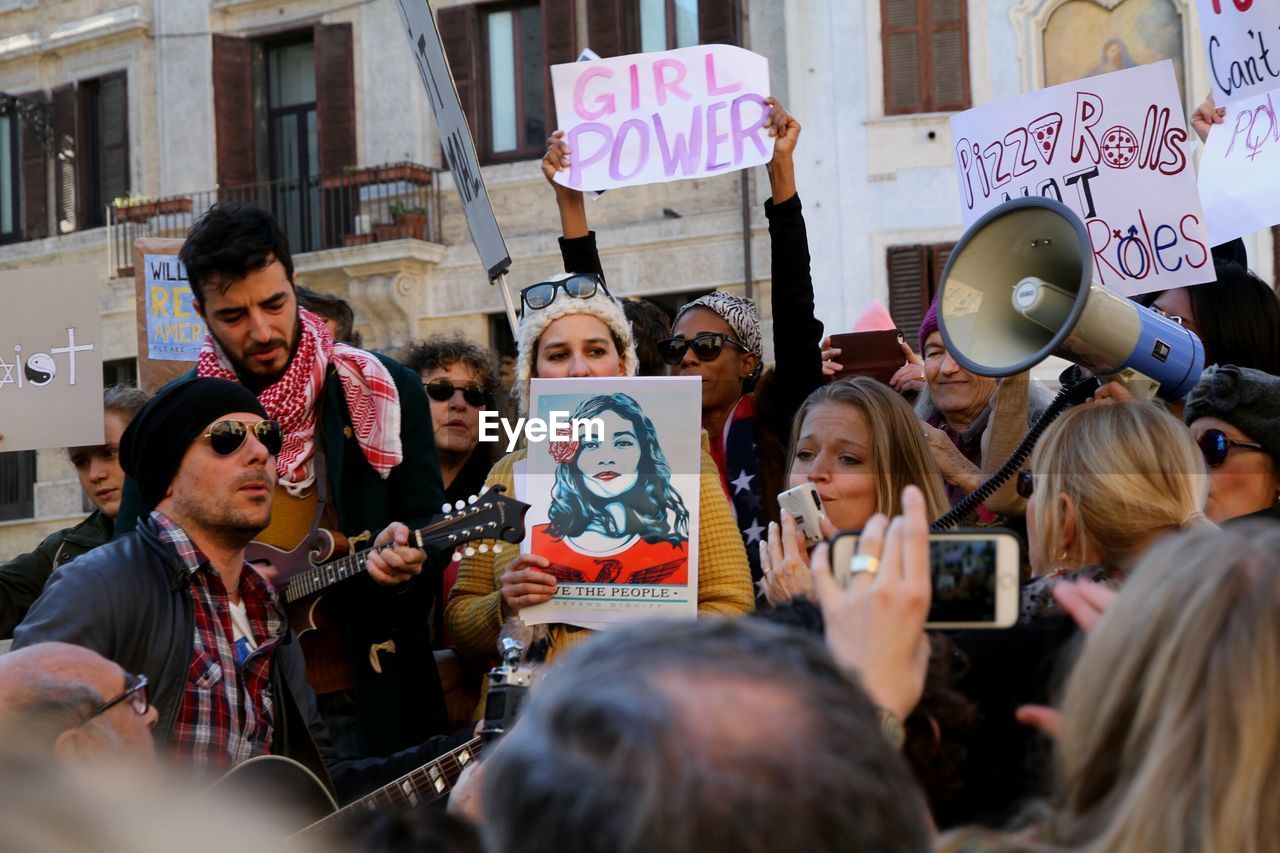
[116,202,450,761]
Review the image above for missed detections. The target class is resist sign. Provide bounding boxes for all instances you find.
[1197,0,1280,107]
[950,61,1211,297]
[551,44,773,192]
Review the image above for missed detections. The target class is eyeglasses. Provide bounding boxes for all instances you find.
[657,333,750,365]
[201,419,283,457]
[1016,469,1035,500]
[79,672,149,726]
[520,274,609,312]
[1197,428,1266,468]
[425,379,490,408]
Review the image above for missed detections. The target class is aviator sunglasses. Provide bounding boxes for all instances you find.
[201,419,283,457]
[657,332,750,365]
[520,274,609,313]
[1197,428,1266,468]
[78,672,149,727]
[425,379,490,408]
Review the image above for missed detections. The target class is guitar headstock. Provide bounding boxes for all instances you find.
[418,485,530,560]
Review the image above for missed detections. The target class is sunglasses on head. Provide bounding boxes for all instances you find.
[1197,428,1266,468]
[657,332,750,365]
[425,378,490,407]
[1016,469,1035,500]
[201,419,283,457]
[79,672,149,727]
[520,274,609,313]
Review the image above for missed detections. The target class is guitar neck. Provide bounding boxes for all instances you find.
[282,542,387,604]
[302,736,482,836]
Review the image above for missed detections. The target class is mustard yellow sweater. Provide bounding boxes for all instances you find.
[446,433,755,665]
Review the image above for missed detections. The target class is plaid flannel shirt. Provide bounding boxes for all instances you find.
[150,511,287,771]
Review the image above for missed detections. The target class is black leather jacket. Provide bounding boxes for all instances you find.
[0,510,113,639]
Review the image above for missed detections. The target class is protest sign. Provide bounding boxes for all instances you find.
[133,238,198,394]
[519,376,702,630]
[0,265,104,452]
[950,61,1211,297]
[1197,0,1280,107]
[1197,89,1280,245]
[551,44,773,192]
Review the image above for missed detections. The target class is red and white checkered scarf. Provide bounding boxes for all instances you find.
[197,308,402,496]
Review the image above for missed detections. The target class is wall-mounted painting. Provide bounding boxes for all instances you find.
[1043,0,1186,101]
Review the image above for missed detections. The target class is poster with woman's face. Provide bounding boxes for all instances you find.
[519,376,702,629]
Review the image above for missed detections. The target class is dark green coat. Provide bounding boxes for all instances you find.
[0,510,113,639]
[117,353,448,756]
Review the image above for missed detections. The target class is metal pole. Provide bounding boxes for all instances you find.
[494,271,520,339]
[740,171,753,302]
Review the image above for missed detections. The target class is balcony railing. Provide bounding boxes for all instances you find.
[109,162,442,278]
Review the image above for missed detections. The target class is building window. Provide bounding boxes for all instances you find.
[886,243,953,344]
[265,36,321,253]
[103,357,138,388]
[0,113,19,243]
[881,0,970,115]
[53,71,128,233]
[0,450,36,522]
[639,0,699,51]
[484,3,547,161]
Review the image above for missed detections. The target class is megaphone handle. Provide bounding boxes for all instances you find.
[1100,369,1159,401]
[930,377,1100,531]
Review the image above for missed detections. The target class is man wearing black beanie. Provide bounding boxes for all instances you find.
[13,377,467,802]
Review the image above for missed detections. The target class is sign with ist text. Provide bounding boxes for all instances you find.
[950,61,1211,297]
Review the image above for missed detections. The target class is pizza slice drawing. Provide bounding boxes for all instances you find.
[1027,112,1064,165]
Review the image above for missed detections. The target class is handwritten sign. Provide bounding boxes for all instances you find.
[950,61,1211,297]
[0,265,104,452]
[1197,0,1280,107]
[1197,89,1280,244]
[144,253,205,361]
[551,45,773,192]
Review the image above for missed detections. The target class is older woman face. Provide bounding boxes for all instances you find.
[922,332,998,431]
[788,401,878,530]
[1188,416,1280,522]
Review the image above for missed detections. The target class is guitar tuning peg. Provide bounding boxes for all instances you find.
[492,543,504,554]
[452,550,463,562]
[454,500,466,511]
[464,546,477,557]
[441,503,452,514]
[478,543,489,554]
[468,494,479,505]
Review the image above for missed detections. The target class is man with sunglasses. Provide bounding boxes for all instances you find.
[15,379,466,800]
[0,642,157,766]
[112,203,450,762]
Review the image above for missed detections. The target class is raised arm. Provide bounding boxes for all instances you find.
[543,131,605,279]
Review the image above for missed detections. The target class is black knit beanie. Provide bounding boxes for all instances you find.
[120,377,268,509]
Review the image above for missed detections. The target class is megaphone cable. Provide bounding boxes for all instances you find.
[929,376,1101,532]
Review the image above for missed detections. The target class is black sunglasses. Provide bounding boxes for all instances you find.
[1197,428,1266,468]
[657,332,750,365]
[201,419,283,457]
[79,672,149,726]
[425,379,490,407]
[1016,469,1034,500]
[520,274,609,312]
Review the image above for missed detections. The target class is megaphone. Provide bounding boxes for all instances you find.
[936,197,1204,401]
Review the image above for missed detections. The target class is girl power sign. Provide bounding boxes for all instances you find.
[551,45,773,191]
[950,61,1212,297]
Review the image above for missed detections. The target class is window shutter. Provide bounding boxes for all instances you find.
[928,0,968,110]
[887,244,930,343]
[52,83,77,233]
[19,92,48,240]
[699,0,738,46]
[0,450,36,522]
[438,5,481,155]
[541,0,578,129]
[315,23,357,176]
[97,72,129,212]
[213,35,256,188]
[882,0,922,114]
[928,242,954,294]
[586,0,627,56]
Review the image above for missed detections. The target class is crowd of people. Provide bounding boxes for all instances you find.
[0,96,1279,852]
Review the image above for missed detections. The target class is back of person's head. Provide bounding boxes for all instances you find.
[480,618,930,853]
[1189,262,1280,374]
[179,202,294,308]
[622,298,672,377]
[401,335,501,399]
[1044,522,1280,851]
[294,285,361,347]
[102,385,148,423]
[1028,401,1207,570]
[787,377,950,519]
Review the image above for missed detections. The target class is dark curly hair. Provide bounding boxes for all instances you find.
[400,335,500,398]
[179,202,294,307]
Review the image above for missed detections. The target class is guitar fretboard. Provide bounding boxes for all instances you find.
[300,737,482,837]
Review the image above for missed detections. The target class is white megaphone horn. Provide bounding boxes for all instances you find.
[936,197,1204,401]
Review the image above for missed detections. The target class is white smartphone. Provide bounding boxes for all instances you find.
[828,530,1021,629]
[777,484,828,546]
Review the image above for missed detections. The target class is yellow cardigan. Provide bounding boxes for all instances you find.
[446,432,755,665]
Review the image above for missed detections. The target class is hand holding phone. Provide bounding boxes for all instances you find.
[776,484,828,546]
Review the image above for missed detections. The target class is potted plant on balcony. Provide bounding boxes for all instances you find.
[376,162,431,185]
[374,202,429,242]
[320,164,378,189]
[113,194,158,223]
[155,197,192,215]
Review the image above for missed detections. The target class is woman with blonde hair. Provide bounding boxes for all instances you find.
[760,377,949,604]
[1016,401,1208,621]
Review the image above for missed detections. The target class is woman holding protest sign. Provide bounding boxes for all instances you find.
[445,276,753,672]
[542,98,825,588]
